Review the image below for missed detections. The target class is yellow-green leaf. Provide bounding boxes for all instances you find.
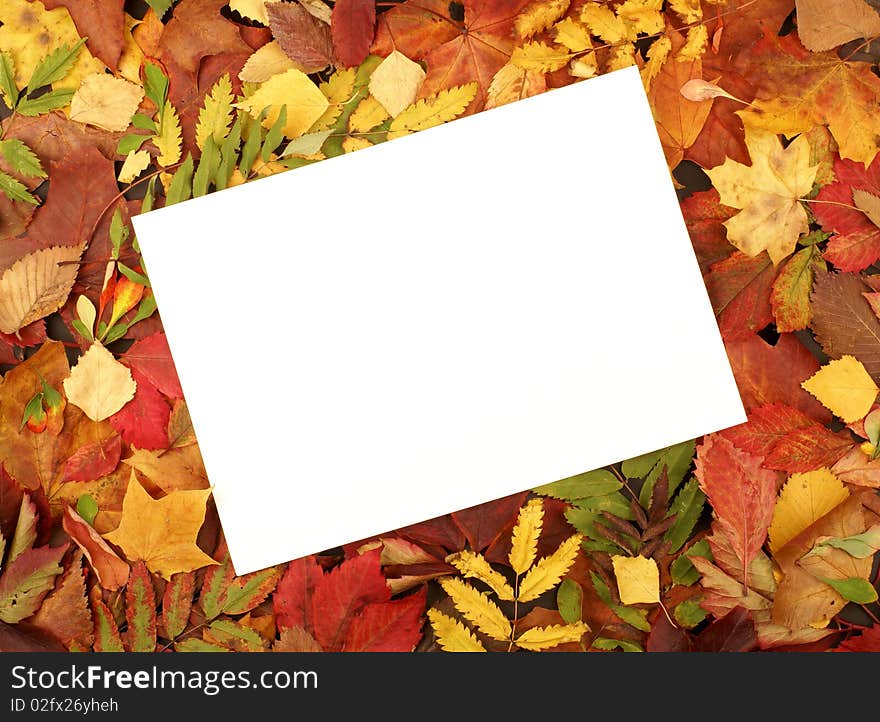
[235,68,329,139]
[196,74,234,149]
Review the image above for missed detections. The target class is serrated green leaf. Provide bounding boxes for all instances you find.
[572,490,635,520]
[92,599,124,652]
[199,553,233,621]
[0,171,37,205]
[222,567,281,616]
[215,117,242,191]
[165,154,194,206]
[0,53,18,108]
[534,469,621,501]
[175,638,229,652]
[27,39,86,94]
[196,74,233,149]
[592,636,643,652]
[125,561,157,652]
[261,105,287,162]
[207,619,265,651]
[622,439,696,506]
[192,136,219,198]
[674,598,707,628]
[664,478,705,553]
[0,139,45,178]
[323,56,382,159]
[556,578,583,624]
[16,89,75,116]
[76,495,98,526]
[820,577,878,604]
[146,0,175,20]
[671,539,712,586]
[239,115,263,178]
[161,572,195,641]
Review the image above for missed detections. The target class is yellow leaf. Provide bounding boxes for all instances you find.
[342,136,372,153]
[854,189,880,229]
[124,446,209,493]
[769,468,850,553]
[509,498,543,574]
[229,0,269,24]
[641,35,671,90]
[801,355,879,423]
[427,609,486,652]
[348,96,389,133]
[118,13,145,84]
[196,74,234,149]
[485,61,546,110]
[510,42,570,73]
[0,0,103,91]
[235,68,329,138]
[569,56,598,79]
[611,555,660,605]
[62,342,136,422]
[679,24,708,61]
[103,472,217,580]
[447,550,515,601]
[515,621,588,650]
[118,149,151,184]
[617,0,664,35]
[0,245,82,334]
[69,73,144,132]
[438,577,511,641]
[579,3,628,43]
[705,126,818,264]
[514,0,570,40]
[387,83,478,140]
[239,41,298,83]
[669,0,702,23]
[553,17,593,52]
[608,44,637,71]
[518,534,582,602]
[155,100,182,167]
[368,51,426,117]
[309,68,356,131]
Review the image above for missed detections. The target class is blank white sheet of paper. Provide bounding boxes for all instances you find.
[132,65,746,574]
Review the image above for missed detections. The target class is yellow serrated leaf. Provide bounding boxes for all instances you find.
[368,51,426,117]
[156,100,182,167]
[669,0,702,23]
[342,136,372,153]
[611,555,660,605]
[70,73,144,133]
[63,342,136,422]
[509,498,543,574]
[617,0,664,35]
[230,0,269,25]
[427,609,486,652]
[579,3,628,44]
[349,96,390,133]
[518,534,582,602]
[235,68,329,138]
[447,550,515,601]
[310,67,357,131]
[802,356,879,423]
[515,621,588,651]
[678,24,708,61]
[196,74,234,149]
[239,41,298,83]
[515,0,570,39]
[769,468,850,553]
[438,577,511,641]
[118,149,151,184]
[387,83,478,140]
[510,42,570,73]
[641,35,671,90]
[485,61,546,109]
[0,245,82,334]
[608,44,637,71]
[553,17,593,52]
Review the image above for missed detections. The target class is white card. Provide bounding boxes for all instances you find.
[132,66,745,574]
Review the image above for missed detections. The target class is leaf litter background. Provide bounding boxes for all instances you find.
[2,0,880,653]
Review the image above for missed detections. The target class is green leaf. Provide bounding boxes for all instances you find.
[592,636,642,652]
[109,210,128,260]
[16,89,75,116]
[614,604,651,631]
[664,478,705,553]
[20,391,44,431]
[128,294,157,327]
[799,229,831,247]
[323,55,383,159]
[144,62,169,111]
[215,117,242,191]
[674,598,707,629]
[39,376,62,411]
[239,114,263,177]
[92,599,124,652]
[820,577,878,604]
[117,262,150,287]
[131,113,157,132]
[192,136,219,198]
[566,507,627,553]
[102,323,129,345]
[141,176,157,216]
[590,571,613,605]
[199,553,233,621]
[71,319,93,342]
[161,572,195,641]
[175,638,229,652]
[165,154,194,206]
[76,495,98,526]
[27,39,86,94]
[0,170,37,205]
[670,539,712,586]
[0,52,19,108]
[125,561,157,652]
[221,567,281,616]
[572,490,635,520]
[145,0,175,19]
[622,439,696,507]
[534,469,621,501]
[117,134,147,156]
[282,129,333,158]
[206,619,265,651]
[261,105,287,162]
[812,526,880,559]
[0,139,45,178]
[556,579,583,623]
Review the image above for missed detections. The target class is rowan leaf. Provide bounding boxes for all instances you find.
[771,245,825,333]
[0,138,45,178]
[438,577,511,641]
[160,572,195,640]
[26,38,86,94]
[387,83,478,139]
[611,555,660,605]
[447,550,514,601]
[155,101,182,167]
[515,621,588,651]
[125,561,157,652]
[510,42,569,73]
[91,598,124,652]
[509,498,543,574]
[63,342,136,423]
[196,74,234,150]
[518,534,582,602]
[802,356,879,423]
[428,608,486,652]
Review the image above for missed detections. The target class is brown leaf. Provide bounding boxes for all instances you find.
[42,0,126,70]
[274,625,322,652]
[795,0,880,52]
[62,507,130,591]
[30,552,94,650]
[267,1,334,69]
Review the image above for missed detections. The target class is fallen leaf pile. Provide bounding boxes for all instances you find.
[2,0,880,652]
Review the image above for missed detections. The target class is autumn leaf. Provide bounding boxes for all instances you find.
[331,0,376,68]
[69,73,144,132]
[235,68,329,138]
[103,472,216,579]
[439,577,511,641]
[428,608,486,652]
[611,555,660,605]
[706,126,818,265]
[63,342,136,422]
[795,0,880,53]
[768,469,850,553]
[387,83,478,139]
[267,1,334,71]
[802,356,879,423]
[62,506,129,590]
[368,50,426,117]
[509,497,543,574]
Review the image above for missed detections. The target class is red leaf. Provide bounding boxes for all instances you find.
[42,0,125,70]
[30,552,94,650]
[343,588,426,651]
[763,425,853,472]
[62,507,130,591]
[311,549,389,651]
[108,369,171,451]
[274,555,324,632]
[835,626,880,652]
[399,514,466,552]
[815,155,880,272]
[451,491,527,552]
[60,434,122,483]
[646,611,691,652]
[122,332,184,399]
[703,251,776,341]
[0,464,25,547]
[694,434,777,587]
[681,189,736,274]
[331,0,376,67]
[692,607,757,652]
[0,621,66,652]
[721,403,814,457]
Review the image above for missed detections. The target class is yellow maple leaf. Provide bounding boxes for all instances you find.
[447,550,515,601]
[514,0,570,40]
[104,472,216,579]
[515,621,589,650]
[509,498,543,574]
[611,555,660,605]
[801,355,879,423]
[387,83,478,139]
[368,51,426,118]
[768,468,850,553]
[196,74,234,149]
[510,42,570,73]
[705,126,818,264]
[69,73,144,133]
[236,68,329,138]
[0,245,82,334]
[518,534,582,602]
[427,609,486,652]
[239,41,298,83]
[63,342,136,422]
[155,100,182,167]
[438,577,511,641]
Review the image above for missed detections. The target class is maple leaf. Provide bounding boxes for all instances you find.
[694,434,777,587]
[706,126,818,265]
[103,472,217,579]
